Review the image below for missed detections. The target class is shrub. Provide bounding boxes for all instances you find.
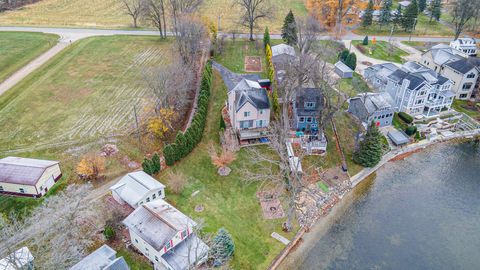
[75,154,105,181]
[405,125,417,136]
[163,144,175,166]
[338,49,349,62]
[398,112,413,123]
[167,172,187,194]
[363,35,369,45]
[345,52,357,70]
[211,228,235,266]
[103,225,116,241]
[142,153,161,175]
[263,27,270,49]
[220,115,226,130]
[353,122,383,167]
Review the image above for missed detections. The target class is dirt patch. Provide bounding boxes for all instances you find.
[244,56,262,73]
[389,148,423,161]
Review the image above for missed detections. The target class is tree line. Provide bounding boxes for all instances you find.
[0,0,41,11]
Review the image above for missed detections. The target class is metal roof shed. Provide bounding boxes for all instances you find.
[335,61,354,78]
[388,130,410,146]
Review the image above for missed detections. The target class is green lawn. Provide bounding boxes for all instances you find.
[352,40,408,63]
[0,31,59,82]
[452,100,480,120]
[312,40,346,64]
[401,41,446,52]
[0,35,171,153]
[116,248,153,270]
[317,182,329,192]
[354,14,454,37]
[214,39,267,75]
[336,73,371,97]
[392,113,409,130]
[158,71,295,270]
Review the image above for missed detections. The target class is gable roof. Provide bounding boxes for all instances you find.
[445,58,477,74]
[335,61,353,73]
[295,88,324,116]
[162,234,209,270]
[235,88,270,112]
[70,245,129,270]
[123,200,196,251]
[110,171,165,207]
[271,44,296,57]
[232,79,261,92]
[427,46,464,66]
[0,157,59,186]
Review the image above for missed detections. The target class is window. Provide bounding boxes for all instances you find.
[0,186,3,192]
[135,239,139,243]
[460,94,468,99]
[299,117,305,123]
[146,197,151,202]
[240,120,253,128]
[306,117,313,123]
[256,120,263,127]
[158,190,162,197]
[462,83,473,90]
[152,194,156,199]
[181,230,188,239]
[259,109,264,114]
[305,102,315,108]
[155,256,159,262]
[467,73,475,79]
[244,111,251,117]
[19,188,25,194]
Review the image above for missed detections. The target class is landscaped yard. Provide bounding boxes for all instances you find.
[116,248,153,270]
[452,100,480,120]
[0,0,307,33]
[352,40,408,63]
[0,31,58,82]
[336,73,371,97]
[354,14,455,37]
[158,71,296,269]
[312,40,346,64]
[0,35,171,153]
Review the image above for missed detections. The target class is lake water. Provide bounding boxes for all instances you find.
[299,142,480,270]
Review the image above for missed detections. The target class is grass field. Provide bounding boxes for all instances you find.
[0,35,171,154]
[337,73,371,97]
[401,41,446,52]
[352,40,408,63]
[0,31,58,82]
[0,0,306,33]
[354,14,455,37]
[158,71,295,269]
[452,100,480,120]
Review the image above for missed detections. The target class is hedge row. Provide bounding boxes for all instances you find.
[163,61,213,166]
[398,112,413,124]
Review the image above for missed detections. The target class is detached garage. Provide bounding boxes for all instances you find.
[334,61,354,78]
[0,157,62,198]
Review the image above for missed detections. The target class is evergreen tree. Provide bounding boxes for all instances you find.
[353,122,383,167]
[393,5,403,26]
[418,0,426,12]
[263,27,270,50]
[142,158,154,175]
[345,52,357,70]
[220,115,226,130]
[402,0,419,32]
[271,89,280,119]
[152,153,161,174]
[175,132,187,158]
[362,0,374,27]
[211,228,235,266]
[428,0,442,22]
[338,49,350,61]
[379,0,393,26]
[163,144,175,166]
[362,35,369,46]
[282,10,298,45]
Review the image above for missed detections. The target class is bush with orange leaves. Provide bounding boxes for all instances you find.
[209,143,236,169]
[147,108,177,139]
[75,154,106,181]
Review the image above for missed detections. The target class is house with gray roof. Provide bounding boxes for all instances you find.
[334,61,354,78]
[123,199,209,270]
[364,63,399,90]
[227,78,271,142]
[0,157,62,198]
[271,44,297,85]
[293,88,323,131]
[70,245,129,270]
[348,92,395,128]
[110,171,165,209]
[450,38,477,56]
[384,62,455,116]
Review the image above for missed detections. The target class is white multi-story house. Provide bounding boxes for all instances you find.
[110,171,166,209]
[364,63,400,91]
[385,62,455,116]
[227,78,270,142]
[450,38,477,56]
[420,44,480,100]
[348,92,396,128]
[123,199,209,270]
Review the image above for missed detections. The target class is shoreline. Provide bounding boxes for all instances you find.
[274,130,480,270]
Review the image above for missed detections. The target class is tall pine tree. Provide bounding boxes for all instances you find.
[211,228,235,266]
[362,0,374,27]
[418,0,426,12]
[263,27,270,49]
[393,5,403,27]
[282,10,298,45]
[353,122,383,167]
[379,0,393,27]
[402,0,419,32]
[428,0,442,22]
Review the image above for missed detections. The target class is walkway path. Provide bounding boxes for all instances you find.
[343,40,400,75]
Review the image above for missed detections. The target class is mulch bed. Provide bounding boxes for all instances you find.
[244,56,262,73]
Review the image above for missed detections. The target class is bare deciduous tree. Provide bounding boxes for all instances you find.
[121,0,145,28]
[450,0,480,39]
[234,0,273,41]
[175,18,206,67]
[169,0,203,34]
[0,184,107,269]
[145,0,168,38]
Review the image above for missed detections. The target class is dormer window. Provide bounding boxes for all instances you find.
[467,73,475,79]
[305,102,315,109]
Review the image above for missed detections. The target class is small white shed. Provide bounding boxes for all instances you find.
[110,171,165,208]
[334,61,354,78]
